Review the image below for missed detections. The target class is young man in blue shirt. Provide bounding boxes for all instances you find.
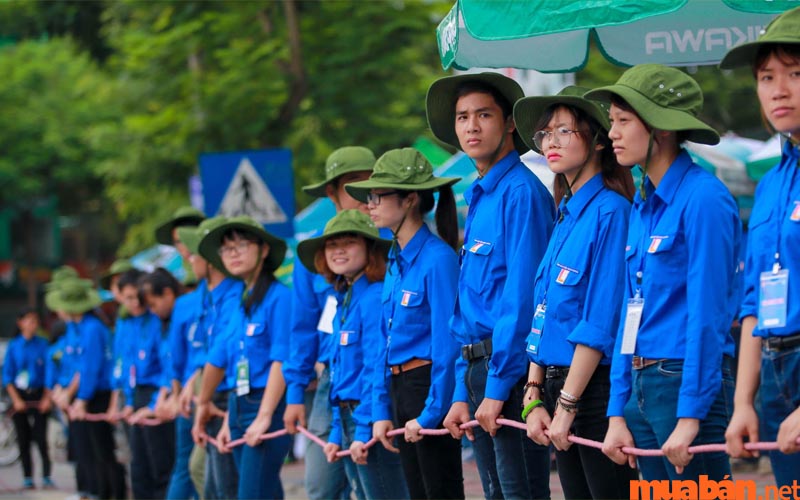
[429,72,555,499]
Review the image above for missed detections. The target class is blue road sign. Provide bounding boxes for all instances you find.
[199,149,295,239]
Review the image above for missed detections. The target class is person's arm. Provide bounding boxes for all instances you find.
[414,249,460,431]
[662,183,739,473]
[283,262,322,406]
[353,285,380,444]
[524,362,550,446]
[477,186,554,433]
[725,316,762,457]
[75,322,105,402]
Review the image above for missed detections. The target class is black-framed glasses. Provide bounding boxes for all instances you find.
[366,190,400,206]
[533,127,580,150]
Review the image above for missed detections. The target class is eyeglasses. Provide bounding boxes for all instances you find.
[218,240,253,257]
[366,191,400,206]
[533,127,580,150]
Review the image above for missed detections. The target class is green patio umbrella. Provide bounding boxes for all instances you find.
[437,0,790,72]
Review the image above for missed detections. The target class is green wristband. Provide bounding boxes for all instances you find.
[521,399,544,420]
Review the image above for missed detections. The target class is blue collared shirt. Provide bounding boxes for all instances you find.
[528,174,631,367]
[46,335,68,390]
[372,224,460,429]
[127,312,169,409]
[451,151,555,402]
[283,240,336,405]
[58,322,80,388]
[608,150,741,419]
[741,139,800,337]
[75,314,113,401]
[207,280,291,390]
[3,334,49,390]
[202,278,244,392]
[167,285,206,386]
[328,276,384,445]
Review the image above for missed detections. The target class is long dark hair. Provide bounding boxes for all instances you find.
[222,229,276,316]
[398,186,459,250]
[535,103,634,205]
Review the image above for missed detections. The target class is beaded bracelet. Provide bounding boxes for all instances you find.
[557,397,578,414]
[521,399,545,420]
[524,380,544,394]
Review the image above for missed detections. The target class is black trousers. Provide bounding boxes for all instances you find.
[72,390,127,499]
[543,365,639,500]
[390,363,465,500]
[12,388,50,478]
[130,385,175,500]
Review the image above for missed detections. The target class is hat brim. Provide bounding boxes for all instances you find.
[198,221,287,277]
[296,230,392,274]
[155,215,205,245]
[513,96,610,154]
[177,226,201,256]
[584,85,719,145]
[302,169,375,199]
[426,73,528,155]
[344,177,460,203]
[720,39,800,69]
[47,288,102,314]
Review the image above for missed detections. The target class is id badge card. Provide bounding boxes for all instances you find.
[526,303,546,355]
[129,365,136,389]
[15,370,29,390]
[759,269,789,329]
[317,295,337,334]
[620,297,644,355]
[236,357,250,396]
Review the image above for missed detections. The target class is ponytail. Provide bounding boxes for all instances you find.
[434,186,459,250]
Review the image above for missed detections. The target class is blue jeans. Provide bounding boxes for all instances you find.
[229,389,290,499]
[339,405,409,500]
[305,367,352,500]
[759,343,800,488]
[204,393,238,500]
[166,415,197,499]
[465,357,551,500]
[624,358,734,481]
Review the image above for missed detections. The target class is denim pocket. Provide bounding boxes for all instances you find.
[657,360,684,377]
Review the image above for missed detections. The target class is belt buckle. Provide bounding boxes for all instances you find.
[461,344,473,360]
[632,356,644,370]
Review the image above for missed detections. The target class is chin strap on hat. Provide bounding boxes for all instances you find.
[562,131,601,205]
[640,131,655,201]
[388,204,412,275]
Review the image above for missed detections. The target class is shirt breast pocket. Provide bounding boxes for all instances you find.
[550,252,589,320]
[338,329,361,347]
[646,232,686,286]
[244,322,271,357]
[397,289,426,328]
[463,239,495,294]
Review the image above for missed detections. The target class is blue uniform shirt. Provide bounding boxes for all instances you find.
[207,280,291,391]
[741,139,800,337]
[528,174,631,367]
[167,285,206,386]
[372,224,460,429]
[3,335,49,390]
[284,227,394,405]
[127,312,167,409]
[283,243,336,405]
[75,314,113,401]
[202,278,244,392]
[57,322,80,388]
[608,150,741,420]
[328,277,384,446]
[45,335,68,390]
[451,151,555,403]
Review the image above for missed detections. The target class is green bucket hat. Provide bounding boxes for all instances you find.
[197,215,287,276]
[720,7,800,69]
[513,86,611,154]
[296,210,391,274]
[100,259,134,290]
[426,72,528,155]
[302,147,377,198]
[45,265,79,292]
[177,216,229,257]
[584,64,719,145]
[345,148,460,203]
[154,206,206,245]
[46,278,101,314]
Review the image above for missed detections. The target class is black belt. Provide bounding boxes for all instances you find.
[546,364,610,379]
[763,333,800,352]
[461,338,492,361]
[337,400,360,411]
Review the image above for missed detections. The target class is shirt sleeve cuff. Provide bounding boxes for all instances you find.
[567,320,615,360]
[355,425,372,443]
[676,395,711,420]
[286,384,306,405]
[372,402,392,422]
[416,410,437,430]
[485,375,513,402]
[328,425,342,447]
[452,381,468,403]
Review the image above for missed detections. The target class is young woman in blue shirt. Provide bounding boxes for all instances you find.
[346,148,464,500]
[514,86,637,499]
[585,65,742,481]
[195,216,291,499]
[296,209,408,500]
[720,6,800,487]
[3,308,53,490]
